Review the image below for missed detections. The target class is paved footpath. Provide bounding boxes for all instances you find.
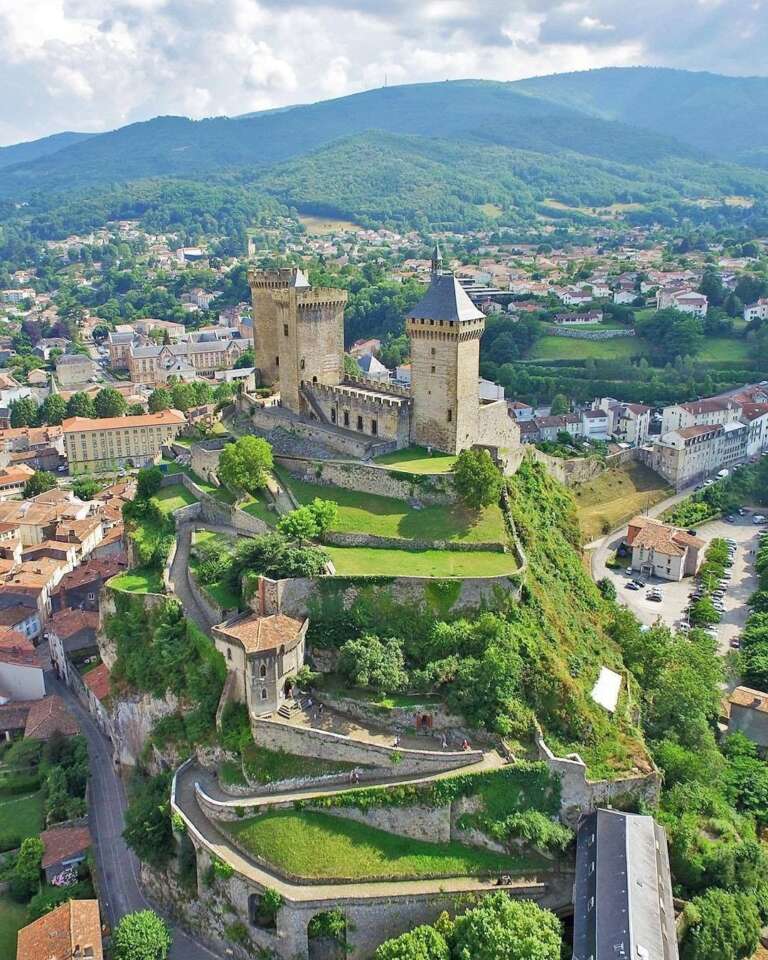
[48,672,222,960]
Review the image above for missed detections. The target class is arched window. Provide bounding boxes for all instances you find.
[259,663,267,679]
[261,688,268,700]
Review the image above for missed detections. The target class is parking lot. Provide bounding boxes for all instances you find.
[594,515,763,655]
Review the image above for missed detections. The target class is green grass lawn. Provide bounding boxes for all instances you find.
[0,791,43,843]
[163,462,236,504]
[225,810,538,880]
[373,447,457,474]
[190,531,242,611]
[152,484,199,514]
[240,493,276,525]
[528,336,649,361]
[241,745,357,784]
[278,470,506,544]
[0,897,26,960]
[326,546,517,577]
[695,337,751,362]
[574,462,673,542]
[109,566,164,594]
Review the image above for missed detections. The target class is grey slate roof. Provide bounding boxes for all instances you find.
[406,273,485,324]
[573,808,678,960]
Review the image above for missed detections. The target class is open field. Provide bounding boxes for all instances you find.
[478,202,503,218]
[298,214,360,235]
[109,566,164,593]
[695,337,751,362]
[278,470,506,544]
[326,545,518,577]
[225,810,538,880]
[0,898,26,960]
[0,791,43,844]
[152,484,198,514]
[373,446,457,474]
[574,463,673,542]
[528,336,648,361]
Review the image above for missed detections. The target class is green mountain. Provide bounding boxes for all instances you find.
[3,74,768,235]
[0,131,93,170]
[513,67,768,167]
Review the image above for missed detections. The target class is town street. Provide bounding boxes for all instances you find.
[46,672,222,960]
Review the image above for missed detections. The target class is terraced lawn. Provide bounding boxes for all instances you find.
[225,810,538,880]
[0,898,26,960]
[278,471,506,544]
[326,546,517,577]
[109,566,164,594]
[373,447,457,474]
[573,463,673,542]
[152,484,199,514]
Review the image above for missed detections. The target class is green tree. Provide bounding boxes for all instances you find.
[9,396,38,428]
[373,924,450,960]
[123,774,174,868]
[9,836,43,902]
[170,382,196,412]
[128,402,146,415]
[309,498,339,537]
[136,466,164,501]
[94,387,127,418]
[549,394,569,415]
[234,347,255,369]
[635,308,704,362]
[597,577,617,601]
[148,388,172,413]
[218,436,273,494]
[65,392,96,418]
[72,476,102,500]
[113,909,172,960]
[278,506,319,544]
[451,894,561,960]
[38,393,66,426]
[682,889,760,960]
[453,449,503,509]
[338,635,408,693]
[22,471,57,499]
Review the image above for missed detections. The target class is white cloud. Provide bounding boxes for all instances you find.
[0,0,766,144]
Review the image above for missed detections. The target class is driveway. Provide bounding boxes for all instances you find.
[593,515,762,655]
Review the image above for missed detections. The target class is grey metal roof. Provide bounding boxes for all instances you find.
[573,808,678,960]
[406,273,485,324]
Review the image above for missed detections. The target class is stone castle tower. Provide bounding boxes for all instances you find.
[405,245,486,454]
[247,267,347,414]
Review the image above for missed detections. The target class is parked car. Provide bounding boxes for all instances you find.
[726,516,735,523]
[730,637,741,649]
[633,579,646,588]
[626,582,640,591]
[754,515,767,525]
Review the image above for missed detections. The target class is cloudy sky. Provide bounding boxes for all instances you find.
[1,0,767,146]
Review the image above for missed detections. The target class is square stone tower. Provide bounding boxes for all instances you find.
[248,267,347,414]
[406,250,486,454]
[248,267,309,388]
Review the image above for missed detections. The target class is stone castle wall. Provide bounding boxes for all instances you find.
[275,455,457,506]
[304,381,411,447]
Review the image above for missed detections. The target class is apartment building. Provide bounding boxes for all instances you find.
[744,298,768,323]
[62,409,185,473]
[127,338,248,386]
[627,515,703,581]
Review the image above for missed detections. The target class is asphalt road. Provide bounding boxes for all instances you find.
[47,673,222,960]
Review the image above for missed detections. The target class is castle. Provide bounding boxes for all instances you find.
[247,247,520,456]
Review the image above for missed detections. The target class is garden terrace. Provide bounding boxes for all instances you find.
[372,446,458,474]
[326,545,518,577]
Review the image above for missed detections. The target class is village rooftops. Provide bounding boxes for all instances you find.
[62,409,186,432]
[0,632,40,668]
[627,515,704,553]
[16,898,102,960]
[675,423,724,439]
[48,608,99,640]
[40,825,91,870]
[678,398,734,415]
[24,695,79,739]
[728,686,768,713]
[84,662,111,701]
[215,612,307,655]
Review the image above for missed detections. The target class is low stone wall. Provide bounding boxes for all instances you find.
[535,734,660,827]
[165,469,273,537]
[528,445,642,488]
[188,567,232,624]
[250,716,484,775]
[244,401,378,459]
[548,327,636,340]
[323,532,506,552]
[276,455,457,506]
[316,691,479,743]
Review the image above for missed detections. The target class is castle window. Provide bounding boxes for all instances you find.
[261,688,268,700]
[431,366,435,374]
[356,415,363,431]
[431,347,436,356]
[300,358,305,370]
[331,408,337,424]
[343,411,350,427]
[447,408,453,423]
[260,663,267,678]
[227,648,232,661]
[371,419,378,435]
[283,324,289,337]
[275,356,279,367]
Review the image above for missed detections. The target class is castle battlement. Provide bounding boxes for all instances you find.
[406,316,485,342]
[273,287,349,310]
[248,267,305,289]
[307,380,411,410]
[343,375,412,398]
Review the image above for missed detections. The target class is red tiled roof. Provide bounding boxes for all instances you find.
[0,630,40,668]
[52,557,126,594]
[48,608,99,640]
[215,613,306,654]
[40,825,91,869]
[83,663,110,701]
[16,899,103,960]
[24,695,79,740]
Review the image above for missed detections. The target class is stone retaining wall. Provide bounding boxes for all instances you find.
[250,716,484,775]
[323,532,506,552]
[163,469,273,536]
[276,455,457,506]
[243,400,382,459]
[535,733,660,827]
[548,327,636,340]
[528,445,641,488]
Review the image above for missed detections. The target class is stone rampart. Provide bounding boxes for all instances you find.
[275,455,457,506]
[535,733,660,827]
[243,400,382,458]
[249,716,484,775]
[528,445,641,487]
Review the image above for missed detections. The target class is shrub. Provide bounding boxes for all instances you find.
[453,449,502,509]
